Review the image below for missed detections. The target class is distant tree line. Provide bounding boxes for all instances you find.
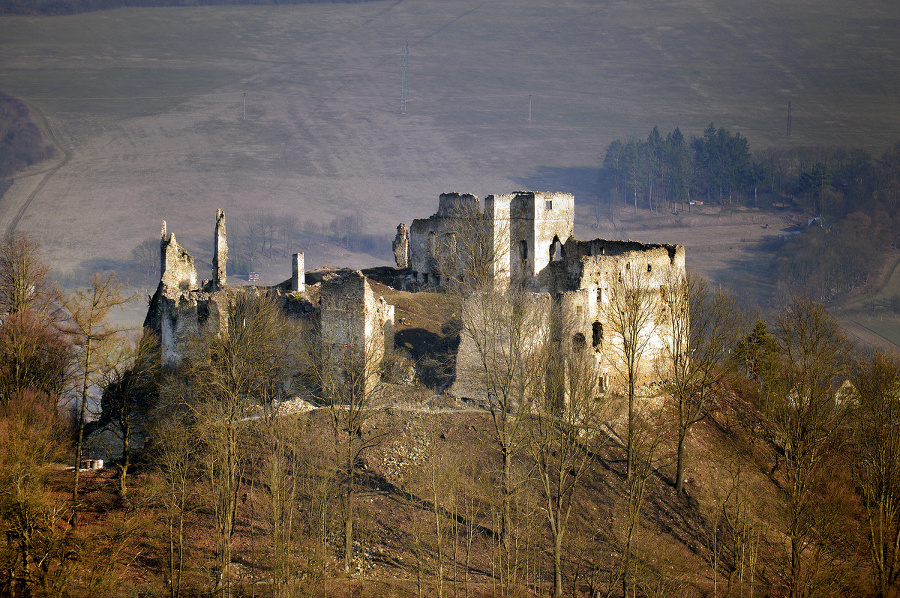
[763,142,900,302]
[600,124,759,216]
[601,127,900,304]
[0,91,55,180]
[0,0,380,16]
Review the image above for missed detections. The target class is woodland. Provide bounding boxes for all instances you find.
[2,216,900,597]
[599,126,900,305]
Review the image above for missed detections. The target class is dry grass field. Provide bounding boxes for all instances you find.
[0,0,898,329]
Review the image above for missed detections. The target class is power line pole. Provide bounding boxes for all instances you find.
[528,94,532,121]
[786,101,792,137]
[243,92,246,121]
[400,40,409,115]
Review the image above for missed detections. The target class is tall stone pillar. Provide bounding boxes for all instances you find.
[292,252,305,292]
[213,210,227,289]
[392,223,410,268]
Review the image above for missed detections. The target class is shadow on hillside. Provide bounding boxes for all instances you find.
[394,324,460,391]
[710,237,780,313]
[510,165,600,203]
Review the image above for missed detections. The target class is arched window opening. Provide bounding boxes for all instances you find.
[597,288,602,303]
[519,239,528,261]
[550,236,564,262]
[573,333,586,353]
[647,263,652,273]
[592,322,603,348]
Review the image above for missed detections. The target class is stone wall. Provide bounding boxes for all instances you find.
[405,191,574,290]
[145,212,394,378]
[549,238,686,391]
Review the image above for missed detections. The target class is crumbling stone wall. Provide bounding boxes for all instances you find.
[398,192,686,398]
[392,223,410,269]
[159,221,198,292]
[145,212,395,377]
[408,192,480,286]
[320,270,395,395]
[405,191,574,290]
[213,209,227,290]
[549,238,686,392]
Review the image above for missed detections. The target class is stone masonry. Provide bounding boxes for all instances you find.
[397,192,686,397]
[144,212,394,381]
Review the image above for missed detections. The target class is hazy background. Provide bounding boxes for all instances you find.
[0,0,897,292]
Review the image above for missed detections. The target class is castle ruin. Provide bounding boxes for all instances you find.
[144,191,684,402]
[144,211,394,378]
[395,192,686,397]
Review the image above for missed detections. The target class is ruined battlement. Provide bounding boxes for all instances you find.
[405,191,575,289]
[145,211,394,376]
[436,192,479,217]
[159,222,198,293]
[398,192,686,397]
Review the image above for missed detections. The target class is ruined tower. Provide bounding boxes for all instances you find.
[159,220,198,292]
[392,223,410,268]
[213,209,227,290]
[292,252,305,293]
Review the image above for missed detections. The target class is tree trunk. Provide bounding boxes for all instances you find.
[626,378,634,481]
[675,432,687,493]
[502,446,512,555]
[344,463,354,574]
[553,528,564,597]
[119,417,130,498]
[790,535,802,598]
[72,336,93,526]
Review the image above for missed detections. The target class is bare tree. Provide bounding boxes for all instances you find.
[0,389,68,598]
[457,286,546,566]
[762,299,851,598]
[98,334,160,498]
[433,197,544,585]
[0,309,72,406]
[525,335,609,597]
[603,264,660,480]
[0,232,70,408]
[433,199,505,291]
[278,213,299,258]
[130,238,158,283]
[149,405,200,598]
[662,271,741,493]
[180,291,298,596]
[0,231,53,316]
[312,297,391,574]
[59,272,131,525]
[852,351,900,597]
[609,411,665,598]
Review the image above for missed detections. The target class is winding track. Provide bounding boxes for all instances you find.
[5,100,70,235]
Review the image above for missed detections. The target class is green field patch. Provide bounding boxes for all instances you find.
[855,318,900,347]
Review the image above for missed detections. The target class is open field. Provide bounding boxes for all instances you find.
[0,0,898,326]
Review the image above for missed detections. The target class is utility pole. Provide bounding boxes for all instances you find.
[243,92,246,121]
[786,101,792,137]
[400,40,409,115]
[528,94,532,121]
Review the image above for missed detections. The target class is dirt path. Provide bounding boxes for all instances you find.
[5,101,71,234]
